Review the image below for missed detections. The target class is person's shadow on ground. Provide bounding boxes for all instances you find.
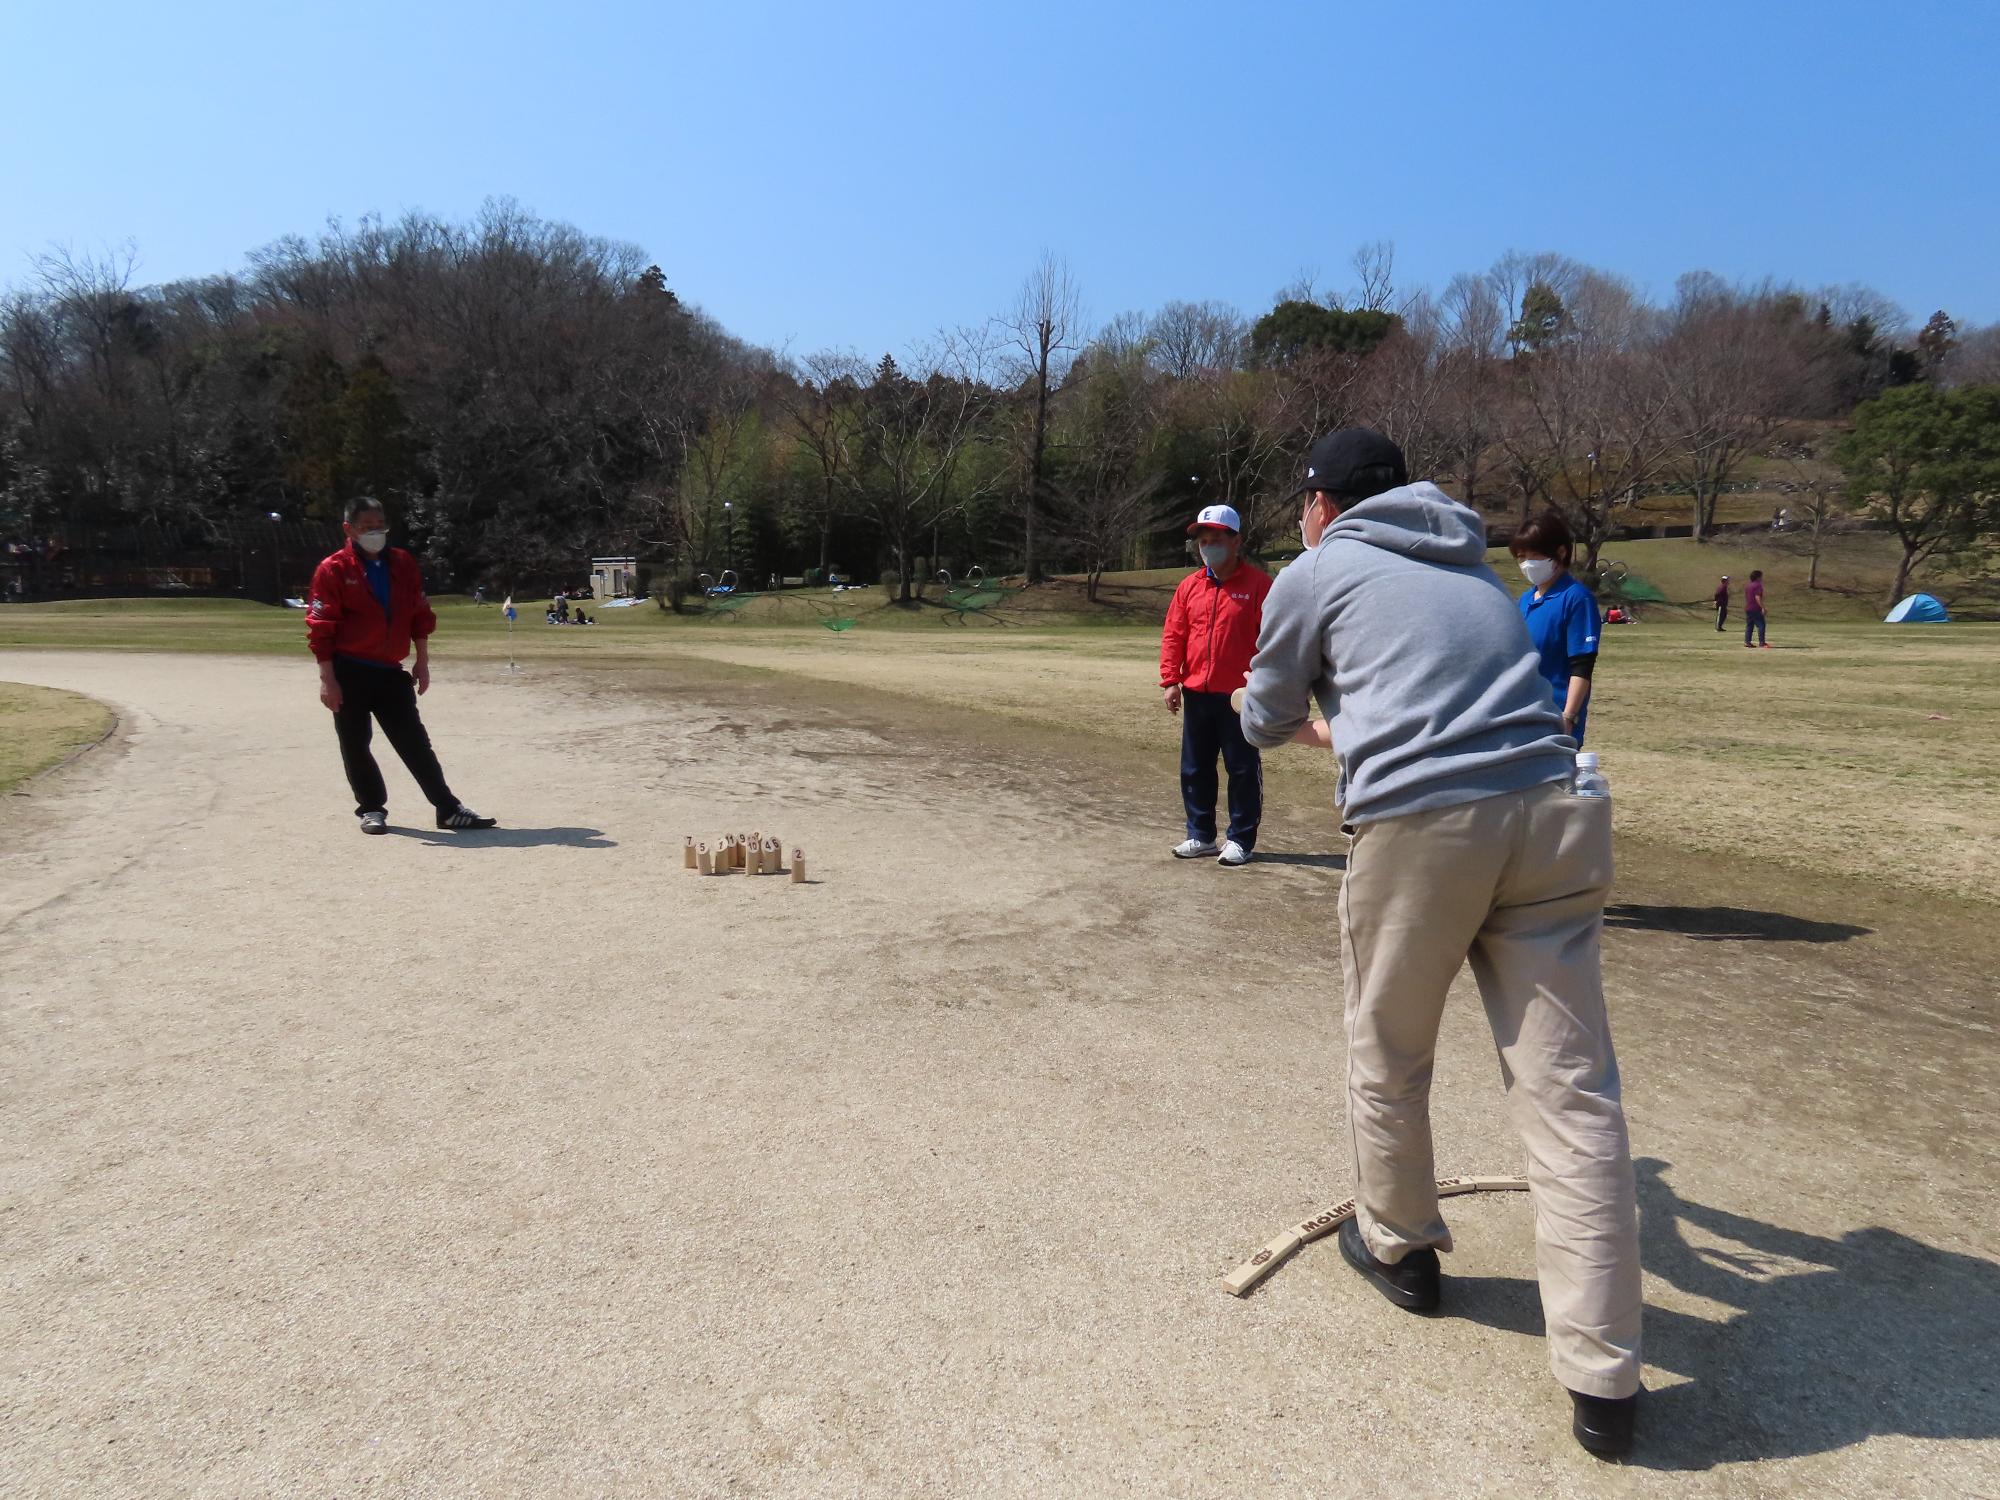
[1604,904,1871,943]
[1255,851,1347,871]
[1449,1158,2000,1468]
[387,825,616,849]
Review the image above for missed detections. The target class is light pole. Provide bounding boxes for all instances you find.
[724,501,734,577]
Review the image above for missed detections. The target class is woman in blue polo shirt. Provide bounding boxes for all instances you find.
[1509,509,1600,745]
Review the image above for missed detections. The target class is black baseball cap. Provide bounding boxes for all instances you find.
[1294,427,1408,500]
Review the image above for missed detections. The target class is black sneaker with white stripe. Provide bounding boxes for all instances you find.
[358,810,388,835]
[436,804,497,830]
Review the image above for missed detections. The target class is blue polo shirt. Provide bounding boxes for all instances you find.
[1518,572,1601,743]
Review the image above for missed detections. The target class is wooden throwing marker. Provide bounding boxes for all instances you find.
[1222,1176,1528,1297]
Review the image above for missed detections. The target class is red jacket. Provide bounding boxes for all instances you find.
[1160,562,1272,694]
[307,543,437,666]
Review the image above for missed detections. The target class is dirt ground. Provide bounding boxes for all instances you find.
[3,649,1996,1499]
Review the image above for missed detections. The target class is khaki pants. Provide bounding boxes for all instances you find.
[1338,780,1641,1399]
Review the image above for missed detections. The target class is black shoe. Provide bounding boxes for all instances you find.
[436,804,497,830]
[1336,1217,1440,1311]
[1569,1390,1637,1458]
[358,810,388,835]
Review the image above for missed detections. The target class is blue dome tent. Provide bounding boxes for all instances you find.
[1884,593,1950,623]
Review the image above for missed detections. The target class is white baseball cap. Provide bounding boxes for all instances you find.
[1186,503,1242,535]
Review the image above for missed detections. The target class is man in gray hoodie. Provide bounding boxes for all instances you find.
[1237,428,1642,1458]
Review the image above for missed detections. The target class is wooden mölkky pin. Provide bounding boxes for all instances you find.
[790,847,806,884]
[684,835,697,870]
[696,841,712,875]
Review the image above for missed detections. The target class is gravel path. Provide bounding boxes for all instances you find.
[3,650,1995,1498]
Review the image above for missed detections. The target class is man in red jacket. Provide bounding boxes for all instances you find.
[1160,503,1273,866]
[308,498,496,834]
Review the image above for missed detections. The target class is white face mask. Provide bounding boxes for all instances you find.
[357,529,389,555]
[1198,542,1233,572]
[1518,556,1558,589]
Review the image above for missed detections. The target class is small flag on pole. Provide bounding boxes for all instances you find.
[502,595,517,621]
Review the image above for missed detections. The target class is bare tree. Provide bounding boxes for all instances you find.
[1000,253,1082,581]
[1657,275,1809,541]
[776,349,864,573]
[1433,272,1506,503]
[849,330,995,603]
[1091,309,1155,365]
[1771,437,1842,589]
[1939,323,2000,387]
[631,337,765,572]
[1050,344,1161,599]
[1500,268,1675,569]
[1172,365,1298,556]
[1145,300,1245,380]
[1358,292,1452,481]
[1351,240,1397,312]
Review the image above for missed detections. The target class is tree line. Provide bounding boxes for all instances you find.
[3,204,1996,606]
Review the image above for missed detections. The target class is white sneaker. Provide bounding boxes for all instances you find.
[1172,837,1220,859]
[1217,840,1252,867]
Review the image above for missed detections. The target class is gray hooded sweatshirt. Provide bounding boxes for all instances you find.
[1239,481,1573,824]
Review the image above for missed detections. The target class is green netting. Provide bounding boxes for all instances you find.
[1614,577,1669,604]
[945,588,1006,612]
[1590,562,1667,606]
[821,617,857,633]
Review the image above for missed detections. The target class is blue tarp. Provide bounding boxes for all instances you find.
[1884,593,1950,623]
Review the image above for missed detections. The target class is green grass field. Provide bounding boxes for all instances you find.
[0,682,116,791]
[5,537,1995,904]
[1,530,1981,649]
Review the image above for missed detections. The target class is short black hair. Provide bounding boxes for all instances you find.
[344,496,387,525]
[1509,508,1575,566]
[1750,569,1764,581]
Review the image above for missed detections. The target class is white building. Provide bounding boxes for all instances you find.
[590,556,642,599]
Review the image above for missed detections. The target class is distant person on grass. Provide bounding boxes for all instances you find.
[1713,575,1730,632]
[1744,569,1769,648]
[1159,502,1272,867]
[1510,509,1601,745]
[1237,427,1643,1458]
[307,498,496,835]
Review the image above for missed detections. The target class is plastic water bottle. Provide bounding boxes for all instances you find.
[1572,751,1610,799]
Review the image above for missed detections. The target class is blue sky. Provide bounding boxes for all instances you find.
[3,0,1993,354]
